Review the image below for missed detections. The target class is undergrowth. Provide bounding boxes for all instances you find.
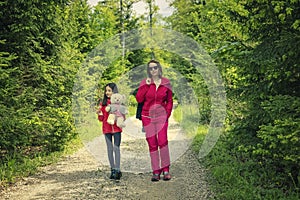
[174,105,299,199]
[0,136,83,189]
[193,133,299,199]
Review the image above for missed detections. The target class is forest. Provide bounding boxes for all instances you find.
[0,0,299,199]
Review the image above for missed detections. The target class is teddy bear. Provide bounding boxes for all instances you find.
[105,93,127,128]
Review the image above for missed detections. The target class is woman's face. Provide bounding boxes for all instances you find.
[148,62,159,77]
[105,86,113,98]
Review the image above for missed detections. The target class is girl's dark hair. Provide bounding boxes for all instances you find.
[102,82,118,106]
[147,59,162,78]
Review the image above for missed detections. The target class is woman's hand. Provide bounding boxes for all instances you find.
[146,78,151,85]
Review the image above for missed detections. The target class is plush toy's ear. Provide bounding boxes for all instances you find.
[110,94,115,104]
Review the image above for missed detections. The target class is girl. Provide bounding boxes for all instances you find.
[136,60,173,182]
[97,83,122,180]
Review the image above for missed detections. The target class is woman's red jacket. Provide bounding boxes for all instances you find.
[135,77,173,119]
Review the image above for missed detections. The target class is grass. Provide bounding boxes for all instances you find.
[78,105,136,143]
[172,104,203,139]
[201,138,300,200]
[128,105,137,117]
[77,113,102,143]
[173,105,299,200]
[0,136,83,189]
[0,105,138,189]
[2,105,299,199]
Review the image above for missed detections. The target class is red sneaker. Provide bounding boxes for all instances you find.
[151,174,160,182]
[163,172,171,181]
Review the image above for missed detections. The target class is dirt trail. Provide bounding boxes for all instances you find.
[1,114,214,200]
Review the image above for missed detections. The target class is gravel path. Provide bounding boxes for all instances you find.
[1,115,214,200]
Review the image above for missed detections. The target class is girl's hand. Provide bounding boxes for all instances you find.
[96,105,103,115]
[96,110,103,115]
[146,78,151,85]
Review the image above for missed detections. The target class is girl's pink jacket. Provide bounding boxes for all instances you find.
[136,77,173,119]
[98,98,123,134]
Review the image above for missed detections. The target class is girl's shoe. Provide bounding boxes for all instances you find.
[115,170,122,180]
[163,172,171,181]
[109,168,116,179]
[151,173,160,182]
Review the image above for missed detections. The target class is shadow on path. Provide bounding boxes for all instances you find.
[1,114,214,200]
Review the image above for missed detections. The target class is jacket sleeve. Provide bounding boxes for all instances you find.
[98,114,103,121]
[97,104,104,121]
[135,102,144,120]
[166,87,173,119]
[135,79,149,103]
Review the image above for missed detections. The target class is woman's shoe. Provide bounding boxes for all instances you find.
[163,172,171,181]
[109,168,116,179]
[151,174,160,182]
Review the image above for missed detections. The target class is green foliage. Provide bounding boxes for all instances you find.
[0,0,87,186]
[253,95,300,187]
[0,0,80,149]
[0,0,298,197]
[203,138,300,200]
[0,136,82,186]
[169,0,300,197]
[66,0,95,54]
[0,0,143,188]
[23,107,75,152]
[90,1,119,45]
[224,1,300,191]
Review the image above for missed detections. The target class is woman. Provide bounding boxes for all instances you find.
[135,60,173,182]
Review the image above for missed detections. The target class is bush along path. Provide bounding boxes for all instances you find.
[1,114,214,200]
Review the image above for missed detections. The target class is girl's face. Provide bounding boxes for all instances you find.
[105,86,113,98]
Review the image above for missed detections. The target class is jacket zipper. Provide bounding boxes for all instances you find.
[154,84,160,118]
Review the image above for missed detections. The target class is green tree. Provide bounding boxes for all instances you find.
[0,0,82,156]
[169,0,300,191]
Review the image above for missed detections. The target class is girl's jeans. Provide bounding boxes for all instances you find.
[104,132,121,170]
